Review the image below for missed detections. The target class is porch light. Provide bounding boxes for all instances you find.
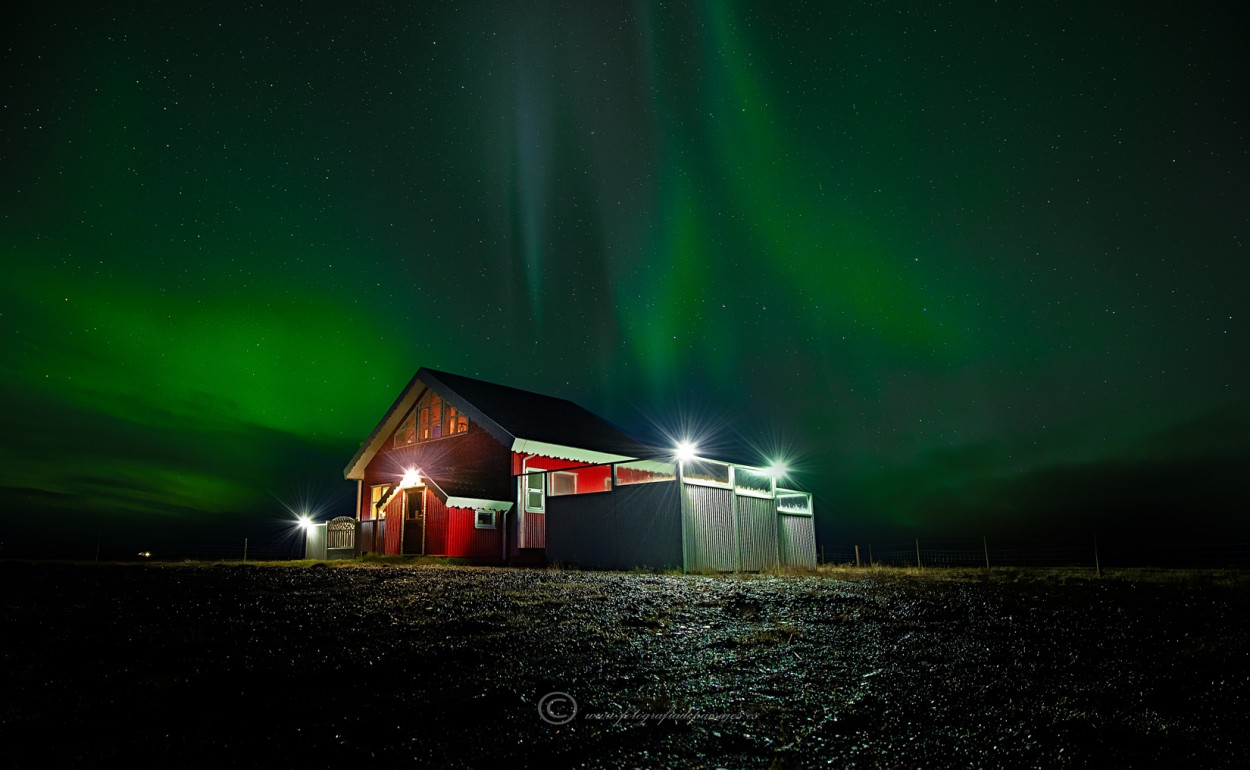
[297,514,312,530]
[674,440,698,463]
[767,460,789,480]
[400,468,422,488]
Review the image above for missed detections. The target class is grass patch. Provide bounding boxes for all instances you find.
[735,622,800,648]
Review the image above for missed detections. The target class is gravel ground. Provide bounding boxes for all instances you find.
[1,561,1247,768]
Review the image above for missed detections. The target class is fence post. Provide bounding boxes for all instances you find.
[915,538,922,569]
[854,545,861,567]
[868,543,873,567]
[1093,534,1101,578]
[983,536,990,570]
[243,537,249,563]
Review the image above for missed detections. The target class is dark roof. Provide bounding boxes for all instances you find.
[420,368,655,458]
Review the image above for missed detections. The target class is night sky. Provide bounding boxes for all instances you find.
[3,1,1247,555]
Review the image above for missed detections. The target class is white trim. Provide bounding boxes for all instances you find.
[510,438,635,467]
[446,497,514,512]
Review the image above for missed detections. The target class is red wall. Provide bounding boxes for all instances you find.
[425,493,448,556]
[445,506,501,559]
[511,453,613,494]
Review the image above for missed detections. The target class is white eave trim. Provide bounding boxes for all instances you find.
[446,497,515,512]
[510,438,636,467]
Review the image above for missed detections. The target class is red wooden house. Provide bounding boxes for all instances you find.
[341,368,817,571]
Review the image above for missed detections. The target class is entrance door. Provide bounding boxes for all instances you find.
[403,488,426,555]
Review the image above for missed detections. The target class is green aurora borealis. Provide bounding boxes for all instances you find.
[3,1,1247,552]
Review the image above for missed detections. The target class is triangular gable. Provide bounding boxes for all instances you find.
[343,369,516,481]
[345,368,655,480]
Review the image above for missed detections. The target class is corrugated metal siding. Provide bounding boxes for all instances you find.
[425,494,448,555]
[736,495,780,571]
[521,511,546,548]
[683,485,737,572]
[441,506,502,559]
[457,506,502,559]
[778,514,817,568]
[546,481,682,570]
[383,494,404,554]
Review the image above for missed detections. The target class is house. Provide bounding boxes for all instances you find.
[335,368,817,571]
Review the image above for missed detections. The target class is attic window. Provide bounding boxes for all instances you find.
[422,394,441,439]
[394,414,416,448]
[446,406,468,435]
[414,390,469,442]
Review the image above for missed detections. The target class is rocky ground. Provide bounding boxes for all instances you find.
[1,560,1247,768]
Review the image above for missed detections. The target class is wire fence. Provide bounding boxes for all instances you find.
[82,535,308,562]
[819,538,1250,570]
[32,531,1250,570]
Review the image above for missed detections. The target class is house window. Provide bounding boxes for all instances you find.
[446,406,468,435]
[524,471,545,512]
[414,390,468,441]
[428,394,442,438]
[550,472,577,496]
[370,485,391,519]
[475,509,495,529]
[394,414,416,448]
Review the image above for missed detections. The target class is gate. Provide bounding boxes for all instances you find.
[326,516,356,559]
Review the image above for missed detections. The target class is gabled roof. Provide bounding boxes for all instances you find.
[343,368,655,481]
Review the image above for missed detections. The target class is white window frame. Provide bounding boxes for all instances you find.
[733,466,776,499]
[474,509,496,529]
[524,470,545,513]
[679,458,733,489]
[549,471,577,496]
[776,489,813,516]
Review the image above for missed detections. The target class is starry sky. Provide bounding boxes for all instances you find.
[2,1,1247,555]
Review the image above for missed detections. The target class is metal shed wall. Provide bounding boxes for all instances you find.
[736,495,781,571]
[546,481,683,570]
[682,485,737,572]
[778,513,818,568]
